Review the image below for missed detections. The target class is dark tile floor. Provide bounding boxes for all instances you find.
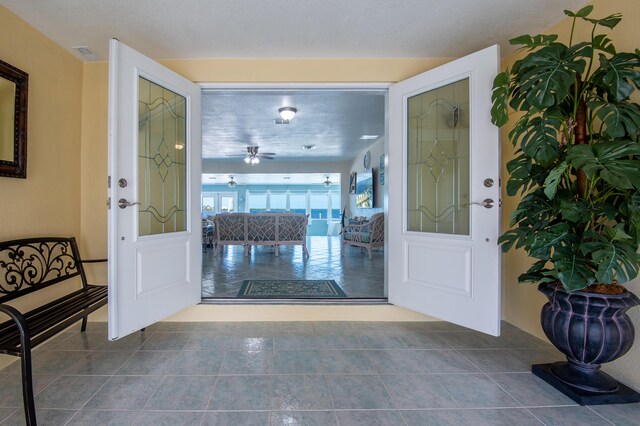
[1,321,638,425]
[202,236,384,299]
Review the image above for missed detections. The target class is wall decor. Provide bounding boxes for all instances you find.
[0,59,28,178]
[349,171,357,194]
[379,154,385,185]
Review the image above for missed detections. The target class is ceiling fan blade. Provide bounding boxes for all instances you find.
[225,154,248,157]
[259,152,276,156]
[261,156,275,160]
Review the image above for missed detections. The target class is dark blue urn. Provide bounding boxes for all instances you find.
[539,282,640,393]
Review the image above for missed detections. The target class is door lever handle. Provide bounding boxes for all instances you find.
[118,198,141,209]
[468,198,494,209]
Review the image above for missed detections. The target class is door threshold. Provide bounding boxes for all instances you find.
[200,298,389,305]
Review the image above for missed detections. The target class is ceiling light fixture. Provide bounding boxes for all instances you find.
[278,107,297,121]
[227,176,237,188]
[359,135,379,140]
[323,176,332,188]
[302,144,316,150]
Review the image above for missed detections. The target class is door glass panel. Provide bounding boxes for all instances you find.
[407,78,470,235]
[138,76,187,236]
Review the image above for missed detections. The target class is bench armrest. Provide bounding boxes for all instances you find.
[0,304,31,348]
[80,258,107,264]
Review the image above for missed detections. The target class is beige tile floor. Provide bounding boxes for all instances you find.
[202,236,384,299]
[1,320,638,425]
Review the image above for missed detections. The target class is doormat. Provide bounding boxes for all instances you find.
[237,280,347,298]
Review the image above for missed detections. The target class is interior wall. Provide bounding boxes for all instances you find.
[348,138,385,219]
[500,0,640,389]
[0,6,83,242]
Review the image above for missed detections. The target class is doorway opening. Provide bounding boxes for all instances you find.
[199,87,387,301]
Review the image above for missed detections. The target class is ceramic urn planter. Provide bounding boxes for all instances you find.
[533,282,640,404]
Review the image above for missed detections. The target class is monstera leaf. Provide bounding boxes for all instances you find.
[509,113,562,166]
[505,152,547,196]
[589,99,640,138]
[516,43,590,108]
[567,140,640,189]
[553,246,597,291]
[593,53,640,102]
[581,226,639,283]
[491,70,510,126]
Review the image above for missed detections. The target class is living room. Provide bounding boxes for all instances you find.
[199,88,386,300]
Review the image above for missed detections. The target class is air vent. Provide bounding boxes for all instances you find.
[72,46,98,60]
[274,118,291,125]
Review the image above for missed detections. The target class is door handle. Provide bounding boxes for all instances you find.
[469,198,494,209]
[118,198,141,209]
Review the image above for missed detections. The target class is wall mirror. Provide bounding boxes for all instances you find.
[0,59,28,178]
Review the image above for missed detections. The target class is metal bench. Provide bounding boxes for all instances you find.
[0,237,107,425]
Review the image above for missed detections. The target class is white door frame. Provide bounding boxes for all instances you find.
[199,83,391,297]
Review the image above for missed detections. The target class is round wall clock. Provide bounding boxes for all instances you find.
[363,150,371,170]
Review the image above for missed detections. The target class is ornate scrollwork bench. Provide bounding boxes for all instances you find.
[0,237,107,425]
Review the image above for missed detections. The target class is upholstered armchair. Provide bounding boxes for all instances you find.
[341,212,384,260]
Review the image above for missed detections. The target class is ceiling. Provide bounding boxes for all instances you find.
[1,0,586,62]
[1,0,587,165]
[202,89,385,161]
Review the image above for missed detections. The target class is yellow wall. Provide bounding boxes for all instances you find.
[501,0,640,389]
[0,6,83,241]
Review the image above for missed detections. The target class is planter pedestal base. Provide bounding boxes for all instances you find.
[533,362,640,405]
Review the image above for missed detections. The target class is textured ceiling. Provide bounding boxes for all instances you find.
[202,89,385,161]
[0,0,587,62]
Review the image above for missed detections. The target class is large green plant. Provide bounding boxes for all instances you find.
[491,5,640,292]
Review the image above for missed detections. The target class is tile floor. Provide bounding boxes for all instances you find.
[0,321,638,425]
[202,236,384,299]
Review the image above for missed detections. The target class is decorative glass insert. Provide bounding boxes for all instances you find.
[138,77,187,236]
[407,78,470,235]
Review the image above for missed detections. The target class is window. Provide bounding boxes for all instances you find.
[331,193,341,220]
[201,192,237,218]
[269,192,287,212]
[243,189,340,220]
[248,192,267,213]
[309,192,329,220]
[289,192,307,215]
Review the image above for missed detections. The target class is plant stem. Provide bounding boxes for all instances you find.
[575,75,588,198]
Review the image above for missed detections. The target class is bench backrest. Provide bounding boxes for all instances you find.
[0,237,87,303]
[277,213,309,242]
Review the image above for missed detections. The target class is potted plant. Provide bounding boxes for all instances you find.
[491,5,640,404]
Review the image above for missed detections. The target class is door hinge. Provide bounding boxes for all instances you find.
[108,175,111,189]
[107,197,111,209]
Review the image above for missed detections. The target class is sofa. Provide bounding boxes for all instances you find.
[213,212,309,257]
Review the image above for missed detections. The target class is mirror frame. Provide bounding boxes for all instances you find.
[0,59,28,179]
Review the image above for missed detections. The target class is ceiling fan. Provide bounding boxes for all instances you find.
[227,146,276,165]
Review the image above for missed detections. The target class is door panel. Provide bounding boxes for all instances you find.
[388,45,501,336]
[108,40,201,340]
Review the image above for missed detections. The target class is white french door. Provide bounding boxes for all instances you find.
[388,45,502,336]
[107,40,202,340]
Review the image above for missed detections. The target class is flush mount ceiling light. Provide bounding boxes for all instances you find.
[278,107,297,121]
[302,144,316,150]
[360,135,379,140]
[227,176,237,188]
[323,176,332,188]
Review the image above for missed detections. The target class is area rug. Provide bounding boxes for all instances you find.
[237,279,347,298]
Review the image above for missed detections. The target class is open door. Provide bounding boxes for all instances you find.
[388,45,501,336]
[108,40,202,340]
